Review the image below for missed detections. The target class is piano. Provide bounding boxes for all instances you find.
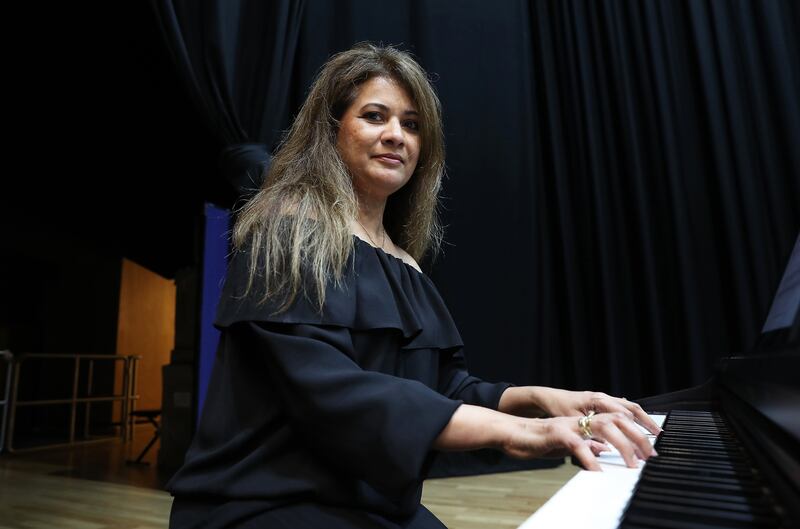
[520,235,800,529]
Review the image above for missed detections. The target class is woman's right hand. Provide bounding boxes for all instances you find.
[434,405,656,471]
[501,412,656,471]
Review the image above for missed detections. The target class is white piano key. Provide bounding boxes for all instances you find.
[517,470,641,529]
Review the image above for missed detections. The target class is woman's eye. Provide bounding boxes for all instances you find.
[403,120,419,131]
[362,112,383,121]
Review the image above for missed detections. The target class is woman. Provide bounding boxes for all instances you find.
[166,42,659,529]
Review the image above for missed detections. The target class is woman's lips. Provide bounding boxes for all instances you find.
[373,154,403,165]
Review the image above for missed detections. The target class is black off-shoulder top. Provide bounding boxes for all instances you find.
[165,236,511,524]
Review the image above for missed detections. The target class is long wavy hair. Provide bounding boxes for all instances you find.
[233,42,446,310]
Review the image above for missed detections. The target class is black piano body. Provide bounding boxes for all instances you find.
[626,349,800,528]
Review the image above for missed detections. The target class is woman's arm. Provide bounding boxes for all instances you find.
[434,403,656,471]
[244,321,461,492]
[437,348,513,409]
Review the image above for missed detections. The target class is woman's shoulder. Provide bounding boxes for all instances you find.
[352,235,422,274]
[392,245,422,273]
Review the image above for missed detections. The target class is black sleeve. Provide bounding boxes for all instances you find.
[437,347,513,410]
[241,321,462,495]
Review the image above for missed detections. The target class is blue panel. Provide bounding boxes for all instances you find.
[197,204,231,421]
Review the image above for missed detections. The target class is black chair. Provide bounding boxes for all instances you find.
[126,408,161,465]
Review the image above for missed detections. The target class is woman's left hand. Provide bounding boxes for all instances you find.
[498,386,662,435]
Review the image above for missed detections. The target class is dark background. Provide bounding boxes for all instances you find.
[2,0,799,426]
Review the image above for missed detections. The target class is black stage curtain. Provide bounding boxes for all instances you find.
[151,0,305,197]
[153,0,800,399]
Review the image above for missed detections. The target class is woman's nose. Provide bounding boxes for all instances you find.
[381,118,405,145]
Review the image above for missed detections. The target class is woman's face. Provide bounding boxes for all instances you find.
[336,76,420,201]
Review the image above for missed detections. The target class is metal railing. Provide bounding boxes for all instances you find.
[2,352,141,453]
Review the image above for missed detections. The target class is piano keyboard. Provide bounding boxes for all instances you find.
[618,410,782,529]
[518,411,786,529]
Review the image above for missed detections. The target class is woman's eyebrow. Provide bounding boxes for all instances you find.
[360,102,419,115]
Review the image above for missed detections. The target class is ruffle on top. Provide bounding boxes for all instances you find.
[214,236,463,350]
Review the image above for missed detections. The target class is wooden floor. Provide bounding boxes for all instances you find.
[0,432,577,529]
[0,429,170,529]
[423,465,578,528]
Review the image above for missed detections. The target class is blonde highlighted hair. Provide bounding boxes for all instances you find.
[233,42,446,309]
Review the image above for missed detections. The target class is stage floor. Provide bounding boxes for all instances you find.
[0,430,576,529]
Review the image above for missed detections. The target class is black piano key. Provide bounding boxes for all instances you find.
[617,410,785,529]
[654,446,747,462]
[634,490,775,516]
[662,422,726,430]
[622,512,776,529]
[655,442,735,453]
[645,458,746,477]
[650,455,747,471]
[636,484,763,507]
[624,500,778,527]
[642,460,754,478]
[635,474,759,495]
[640,469,758,490]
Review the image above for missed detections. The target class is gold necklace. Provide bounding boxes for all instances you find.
[356,219,386,249]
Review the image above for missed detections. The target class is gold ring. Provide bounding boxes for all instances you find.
[578,410,595,439]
